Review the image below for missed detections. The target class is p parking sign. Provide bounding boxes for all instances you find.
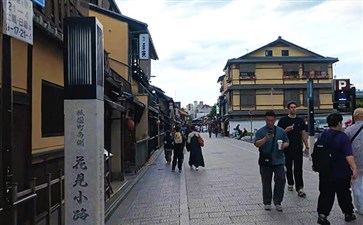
[334,79,350,91]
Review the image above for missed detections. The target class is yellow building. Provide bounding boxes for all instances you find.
[218,36,338,134]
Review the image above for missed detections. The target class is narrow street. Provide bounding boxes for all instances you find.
[106,133,363,225]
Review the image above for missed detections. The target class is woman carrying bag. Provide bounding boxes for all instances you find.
[187,125,205,171]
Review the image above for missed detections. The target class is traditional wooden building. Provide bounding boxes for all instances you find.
[0,0,170,223]
[218,36,338,135]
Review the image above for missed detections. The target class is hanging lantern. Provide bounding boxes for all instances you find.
[126,119,135,131]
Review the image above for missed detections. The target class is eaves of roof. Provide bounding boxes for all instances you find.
[89,4,158,60]
[224,56,338,70]
[217,75,225,82]
[223,36,338,70]
[226,83,332,91]
[241,37,326,59]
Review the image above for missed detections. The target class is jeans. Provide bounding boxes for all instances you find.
[260,164,286,205]
[352,170,363,214]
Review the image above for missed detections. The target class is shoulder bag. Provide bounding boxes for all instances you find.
[258,127,275,166]
[351,124,363,142]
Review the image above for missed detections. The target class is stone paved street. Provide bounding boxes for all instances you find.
[106,133,363,225]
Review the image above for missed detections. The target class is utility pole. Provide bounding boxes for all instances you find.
[307,72,315,158]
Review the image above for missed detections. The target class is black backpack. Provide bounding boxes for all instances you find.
[311,131,338,173]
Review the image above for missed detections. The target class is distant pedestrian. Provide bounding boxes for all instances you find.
[315,113,357,225]
[255,110,289,212]
[345,108,363,215]
[163,130,174,164]
[214,125,219,138]
[172,126,185,173]
[208,124,212,138]
[187,125,205,171]
[277,101,308,197]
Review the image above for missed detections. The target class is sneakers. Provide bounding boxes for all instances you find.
[317,214,330,225]
[345,213,356,222]
[195,167,199,171]
[264,204,271,211]
[297,189,306,198]
[275,204,283,212]
[288,185,294,191]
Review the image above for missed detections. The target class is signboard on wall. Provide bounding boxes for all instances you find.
[2,0,33,44]
[139,33,149,59]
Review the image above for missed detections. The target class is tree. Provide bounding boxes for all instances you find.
[207,104,217,121]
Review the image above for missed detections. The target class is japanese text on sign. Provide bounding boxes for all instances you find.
[2,0,33,45]
[72,109,89,221]
[139,33,149,59]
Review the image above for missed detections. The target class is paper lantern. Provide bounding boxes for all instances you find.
[126,119,135,131]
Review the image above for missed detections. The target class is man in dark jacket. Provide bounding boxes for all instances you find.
[316,113,357,225]
[163,130,174,164]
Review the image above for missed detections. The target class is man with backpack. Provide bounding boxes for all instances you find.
[313,113,357,224]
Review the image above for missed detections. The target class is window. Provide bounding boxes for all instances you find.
[239,64,255,79]
[284,90,301,107]
[281,50,289,56]
[303,89,320,107]
[42,80,64,137]
[240,90,256,107]
[265,50,273,57]
[283,64,299,78]
[303,64,328,78]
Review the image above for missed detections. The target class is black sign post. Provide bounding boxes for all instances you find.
[1,33,15,225]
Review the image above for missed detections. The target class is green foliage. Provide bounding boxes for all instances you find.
[207,104,217,121]
[356,99,363,108]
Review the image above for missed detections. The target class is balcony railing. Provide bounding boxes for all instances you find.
[33,0,86,39]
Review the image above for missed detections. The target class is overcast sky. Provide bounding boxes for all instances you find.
[115,0,363,108]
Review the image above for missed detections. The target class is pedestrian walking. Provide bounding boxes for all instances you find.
[214,125,219,138]
[277,101,308,197]
[187,125,205,171]
[345,108,363,215]
[255,110,289,212]
[315,113,357,225]
[208,124,212,138]
[172,126,185,173]
[163,130,174,164]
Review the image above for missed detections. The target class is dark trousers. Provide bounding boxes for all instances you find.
[317,176,354,216]
[164,149,172,163]
[172,144,184,170]
[285,148,304,190]
[260,164,286,205]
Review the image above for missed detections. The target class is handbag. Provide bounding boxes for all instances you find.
[197,135,204,147]
[258,127,275,166]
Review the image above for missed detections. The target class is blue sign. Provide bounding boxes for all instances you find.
[32,0,45,8]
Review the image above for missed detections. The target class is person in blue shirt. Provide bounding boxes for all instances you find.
[255,110,289,212]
